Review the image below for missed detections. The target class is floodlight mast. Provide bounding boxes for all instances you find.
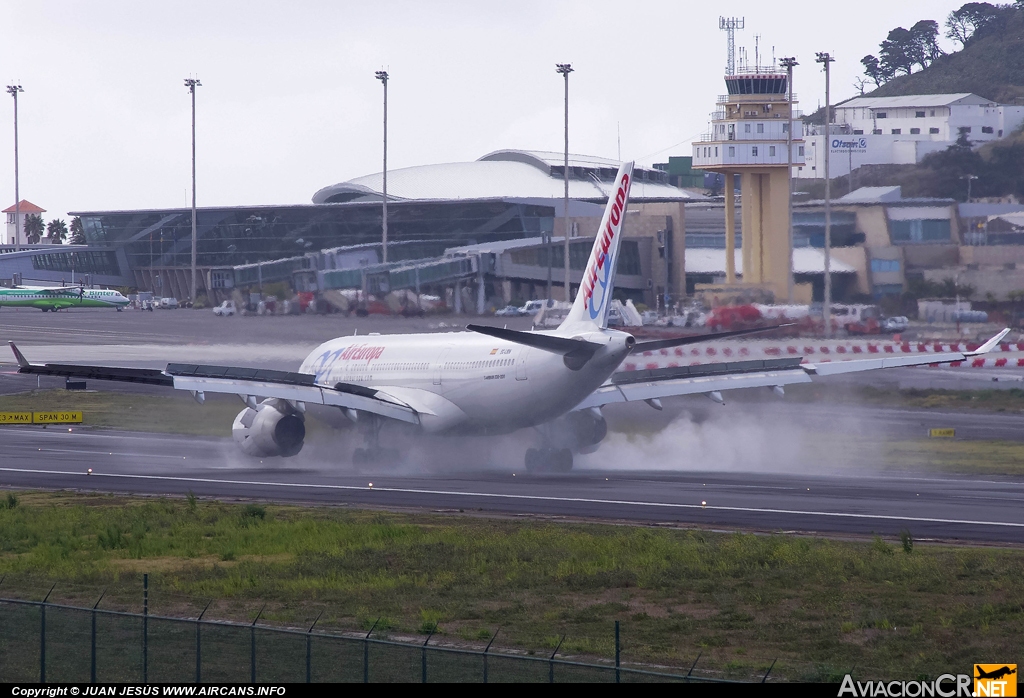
[556,63,573,302]
[780,56,798,303]
[7,84,24,252]
[375,70,389,264]
[960,173,978,202]
[184,77,201,306]
[815,52,834,338]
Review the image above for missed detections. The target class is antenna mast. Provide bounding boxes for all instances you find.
[719,16,745,76]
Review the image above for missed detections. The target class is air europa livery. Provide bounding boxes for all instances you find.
[9,161,1010,471]
[579,171,630,322]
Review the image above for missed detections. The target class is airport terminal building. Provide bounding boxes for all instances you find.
[0,150,695,308]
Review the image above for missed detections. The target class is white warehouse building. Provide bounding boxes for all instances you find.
[797,93,1024,179]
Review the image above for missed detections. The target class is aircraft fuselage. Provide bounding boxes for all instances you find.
[299,328,633,434]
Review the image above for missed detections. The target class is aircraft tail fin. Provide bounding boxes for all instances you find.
[558,161,633,332]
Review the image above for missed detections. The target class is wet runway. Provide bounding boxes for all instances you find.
[3,309,1024,545]
[1,426,1022,544]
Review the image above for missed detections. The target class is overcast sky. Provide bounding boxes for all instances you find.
[1,0,967,221]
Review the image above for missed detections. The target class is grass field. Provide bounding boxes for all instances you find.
[0,492,1022,682]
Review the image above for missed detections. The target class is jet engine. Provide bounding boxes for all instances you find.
[232,398,306,457]
[564,408,608,454]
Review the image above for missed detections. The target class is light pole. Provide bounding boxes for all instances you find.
[780,57,797,304]
[375,70,389,264]
[960,174,978,202]
[7,84,23,251]
[184,77,201,306]
[816,52,834,338]
[556,63,573,302]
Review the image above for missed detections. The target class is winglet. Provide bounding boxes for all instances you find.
[966,328,1011,357]
[8,341,29,368]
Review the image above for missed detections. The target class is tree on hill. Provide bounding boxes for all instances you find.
[858,3,1024,104]
[46,218,68,244]
[879,27,918,77]
[23,214,44,244]
[861,20,944,85]
[68,216,86,245]
[912,20,944,66]
[945,2,1001,47]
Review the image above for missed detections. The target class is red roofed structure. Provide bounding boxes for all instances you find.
[3,200,45,214]
[4,200,46,246]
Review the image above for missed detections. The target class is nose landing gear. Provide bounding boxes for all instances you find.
[524,447,573,473]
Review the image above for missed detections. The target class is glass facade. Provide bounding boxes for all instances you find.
[889,219,951,243]
[511,239,642,276]
[31,250,121,275]
[792,211,862,247]
[73,201,555,272]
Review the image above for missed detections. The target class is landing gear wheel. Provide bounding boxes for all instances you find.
[524,447,573,473]
[352,435,400,468]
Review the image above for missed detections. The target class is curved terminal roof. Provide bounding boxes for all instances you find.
[312,149,696,205]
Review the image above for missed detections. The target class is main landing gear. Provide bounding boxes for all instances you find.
[352,414,399,466]
[524,447,573,473]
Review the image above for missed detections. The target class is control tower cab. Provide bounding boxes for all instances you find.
[693,67,805,302]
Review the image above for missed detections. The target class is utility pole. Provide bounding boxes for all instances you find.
[375,70,389,264]
[816,52,834,338]
[781,57,797,304]
[556,63,573,302]
[7,84,23,251]
[184,77,201,306]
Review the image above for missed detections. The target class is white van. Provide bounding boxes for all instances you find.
[519,299,546,315]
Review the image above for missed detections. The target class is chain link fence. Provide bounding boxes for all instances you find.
[0,595,747,684]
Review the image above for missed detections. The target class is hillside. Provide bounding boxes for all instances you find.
[865,7,1024,104]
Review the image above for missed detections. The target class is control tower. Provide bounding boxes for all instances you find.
[692,63,805,302]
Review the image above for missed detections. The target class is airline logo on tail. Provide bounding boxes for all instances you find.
[580,170,631,321]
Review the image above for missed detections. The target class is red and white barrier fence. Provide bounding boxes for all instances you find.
[622,340,1024,372]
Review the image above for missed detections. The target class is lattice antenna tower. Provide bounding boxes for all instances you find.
[719,16,745,76]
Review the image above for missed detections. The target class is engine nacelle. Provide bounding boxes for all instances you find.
[564,408,608,454]
[232,398,306,457]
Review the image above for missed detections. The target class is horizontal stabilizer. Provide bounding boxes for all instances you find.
[630,324,794,354]
[466,324,602,357]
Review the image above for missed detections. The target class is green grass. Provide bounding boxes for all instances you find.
[1,492,1023,681]
[0,389,239,436]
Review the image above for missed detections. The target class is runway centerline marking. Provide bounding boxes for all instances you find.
[30,448,189,460]
[1,467,1021,529]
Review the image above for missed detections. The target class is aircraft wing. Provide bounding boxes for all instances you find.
[575,328,1011,410]
[21,286,85,295]
[6,342,419,424]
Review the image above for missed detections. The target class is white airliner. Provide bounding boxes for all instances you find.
[7,162,1010,470]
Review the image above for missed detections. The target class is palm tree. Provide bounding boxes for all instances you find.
[46,218,68,244]
[23,214,45,244]
[69,216,86,245]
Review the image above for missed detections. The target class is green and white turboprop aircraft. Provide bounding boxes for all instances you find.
[0,285,130,312]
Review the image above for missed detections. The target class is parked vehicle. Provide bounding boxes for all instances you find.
[881,316,910,332]
[213,300,237,317]
[519,299,546,315]
[158,297,179,309]
[495,305,524,317]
